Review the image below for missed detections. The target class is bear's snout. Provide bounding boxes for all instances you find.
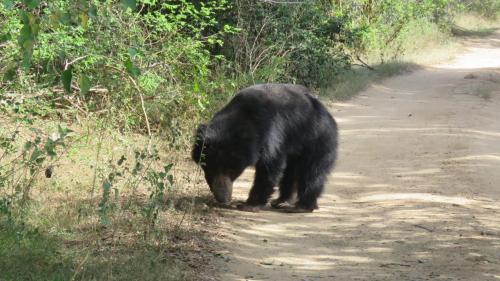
[210,175,233,203]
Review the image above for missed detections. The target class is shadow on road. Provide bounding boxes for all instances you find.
[214,31,500,281]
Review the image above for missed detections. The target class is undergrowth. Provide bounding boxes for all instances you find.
[0,115,214,281]
[1,1,500,280]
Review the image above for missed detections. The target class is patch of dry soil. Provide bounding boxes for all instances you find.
[213,32,500,281]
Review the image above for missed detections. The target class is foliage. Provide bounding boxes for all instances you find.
[0,217,194,281]
[0,220,74,281]
[0,123,71,219]
[95,143,176,237]
[222,0,352,88]
[1,0,498,224]
[1,0,499,130]
[1,0,235,132]
[460,0,500,18]
[0,121,204,280]
[1,1,499,280]
[332,0,459,63]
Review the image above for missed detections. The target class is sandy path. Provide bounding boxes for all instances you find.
[213,32,500,281]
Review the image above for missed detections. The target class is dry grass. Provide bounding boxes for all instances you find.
[320,62,420,101]
[320,20,456,101]
[0,115,219,281]
[321,14,499,101]
[454,70,500,101]
[453,13,500,35]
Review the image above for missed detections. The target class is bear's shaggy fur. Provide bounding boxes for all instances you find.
[192,84,338,212]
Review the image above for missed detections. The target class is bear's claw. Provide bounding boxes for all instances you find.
[270,199,294,209]
[237,203,263,212]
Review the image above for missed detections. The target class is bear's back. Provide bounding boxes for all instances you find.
[232,83,315,109]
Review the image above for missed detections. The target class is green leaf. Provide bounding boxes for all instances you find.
[62,68,73,93]
[103,180,111,190]
[80,75,91,96]
[124,58,141,77]
[21,49,33,69]
[197,98,206,111]
[2,66,17,82]
[88,5,97,18]
[164,164,173,174]
[3,0,14,9]
[60,12,72,26]
[18,21,33,47]
[79,12,89,27]
[57,125,72,139]
[0,32,11,43]
[30,147,44,162]
[167,174,174,185]
[192,82,200,93]
[29,14,40,36]
[100,179,112,206]
[44,139,57,158]
[23,141,33,151]
[128,47,139,58]
[121,0,136,10]
[17,12,38,69]
[23,0,39,9]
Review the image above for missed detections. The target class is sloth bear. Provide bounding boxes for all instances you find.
[192,84,338,212]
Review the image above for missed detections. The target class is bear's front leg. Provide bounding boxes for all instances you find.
[239,161,282,212]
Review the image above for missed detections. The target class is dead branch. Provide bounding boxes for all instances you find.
[355,54,375,70]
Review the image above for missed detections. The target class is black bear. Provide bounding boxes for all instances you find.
[192,84,338,212]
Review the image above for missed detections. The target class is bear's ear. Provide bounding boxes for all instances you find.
[192,123,208,163]
[196,123,207,138]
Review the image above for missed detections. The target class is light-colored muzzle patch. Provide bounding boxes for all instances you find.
[210,174,233,203]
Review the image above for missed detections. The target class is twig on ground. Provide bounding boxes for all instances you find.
[413,224,434,232]
[380,263,411,267]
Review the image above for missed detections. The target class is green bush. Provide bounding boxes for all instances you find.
[1,0,235,132]
[460,0,500,19]
[335,0,459,63]
[1,0,498,135]
[220,1,352,88]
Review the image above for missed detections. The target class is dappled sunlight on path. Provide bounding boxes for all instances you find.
[214,31,500,281]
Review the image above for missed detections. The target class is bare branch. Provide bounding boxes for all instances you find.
[260,0,306,4]
[106,65,152,137]
[355,54,375,70]
[64,55,89,70]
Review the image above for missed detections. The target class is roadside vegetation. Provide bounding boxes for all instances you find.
[1,1,499,280]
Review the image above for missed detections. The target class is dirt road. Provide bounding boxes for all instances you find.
[214,32,500,281]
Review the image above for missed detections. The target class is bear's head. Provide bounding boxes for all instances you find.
[192,123,251,204]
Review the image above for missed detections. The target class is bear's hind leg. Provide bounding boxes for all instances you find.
[293,152,335,212]
[271,158,298,209]
[293,179,323,213]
